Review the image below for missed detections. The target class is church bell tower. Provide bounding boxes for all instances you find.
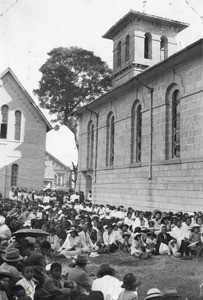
[103,10,189,88]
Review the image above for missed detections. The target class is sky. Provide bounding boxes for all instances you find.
[1,0,203,166]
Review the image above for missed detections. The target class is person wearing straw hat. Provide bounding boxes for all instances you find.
[68,254,92,295]
[92,264,122,300]
[0,248,23,281]
[145,288,162,300]
[117,273,141,300]
[58,227,84,259]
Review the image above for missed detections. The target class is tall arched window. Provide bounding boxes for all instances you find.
[172,90,180,158]
[106,112,115,166]
[144,33,152,59]
[117,41,122,67]
[14,110,21,140]
[131,101,142,163]
[87,121,94,169]
[0,105,8,139]
[160,36,168,60]
[125,35,130,62]
[11,164,18,186]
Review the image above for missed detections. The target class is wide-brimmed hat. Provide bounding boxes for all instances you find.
[134,232,142,239]
[152,209,162,218]
[145,288,162,300]
[97,264,116,278]
[161,215,171,224]
[74,254,89,264]
[121,273,141,289]
[66,227,78,234]
[162,288,180,299]
[192,224,201,229]
[2,248,23,262]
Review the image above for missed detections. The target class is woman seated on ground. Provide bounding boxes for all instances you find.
[131,232,149,259]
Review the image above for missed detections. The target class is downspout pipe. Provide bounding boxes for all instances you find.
[85,106,99,184]
[137,78,154,180]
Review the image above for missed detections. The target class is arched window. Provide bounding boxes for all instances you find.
[144,33,152,59]
[106,112,115,166]
[14,110,21,140]
[117,41,122,67]
[125,35,130,62]
[0,105,8,139]
[11,164,18,186]
[172,90,180,158]
[160,36,168,60]
[87,121,94,169]
[131,102,142,163]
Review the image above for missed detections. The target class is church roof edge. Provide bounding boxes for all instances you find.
[103,10,189,40]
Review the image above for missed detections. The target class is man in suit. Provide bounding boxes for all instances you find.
[68,254,92,295]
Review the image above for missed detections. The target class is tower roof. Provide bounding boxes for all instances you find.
[103,10,189,40]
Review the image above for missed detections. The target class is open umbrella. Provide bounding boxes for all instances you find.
[13,228,49,237]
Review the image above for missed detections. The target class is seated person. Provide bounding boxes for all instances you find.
[43,262,77,297]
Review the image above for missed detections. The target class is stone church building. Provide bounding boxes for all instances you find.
[0,68,52,198]
[76,11,203,212]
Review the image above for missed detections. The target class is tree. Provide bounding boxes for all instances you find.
[33,47,112,148]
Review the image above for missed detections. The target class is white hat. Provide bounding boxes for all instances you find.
[145,288,162,300]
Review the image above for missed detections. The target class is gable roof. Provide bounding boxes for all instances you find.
[103,10,189,39]
[46,151,71,171]
[0,68,52,132]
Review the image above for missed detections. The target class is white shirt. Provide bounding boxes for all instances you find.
[92,275,123,300]
[103,231,120,246]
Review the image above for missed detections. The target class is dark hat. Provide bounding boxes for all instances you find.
[97,264,116,278]
[0,270,13,278]
[89,291,104,300]
[147,232,156,238]
[121,273,141,290]
[162,288,180,299]
[122,232,131,237]
[121,224,129,229]
[74,254,88,264]
[2,248,23,262]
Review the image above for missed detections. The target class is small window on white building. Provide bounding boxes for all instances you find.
[160,36,168,60]
[14,110,21,140]
[0,105,8,139]
[11,164,18,186]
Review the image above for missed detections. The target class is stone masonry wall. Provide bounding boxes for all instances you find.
[77,43,203,212]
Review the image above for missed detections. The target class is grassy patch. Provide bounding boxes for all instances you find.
[58,252,203,300]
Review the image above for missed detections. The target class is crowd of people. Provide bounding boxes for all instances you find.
[0,187,202,300]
